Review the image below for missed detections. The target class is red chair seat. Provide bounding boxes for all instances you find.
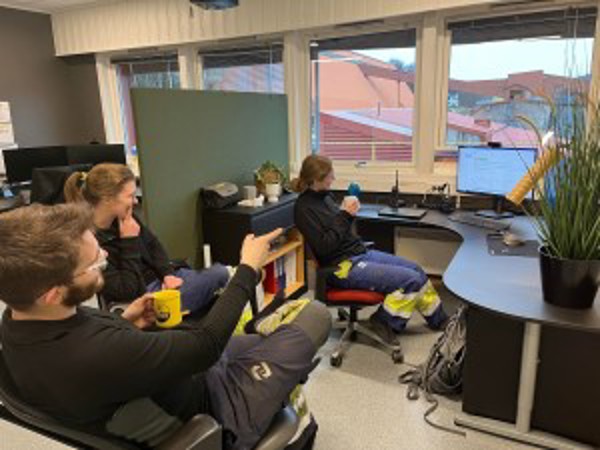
[326,289,385,305]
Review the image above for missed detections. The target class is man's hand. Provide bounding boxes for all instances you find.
[162,275,183,290]
[119,208,140,238]
[121,293,155,329]
[240,228,283,271]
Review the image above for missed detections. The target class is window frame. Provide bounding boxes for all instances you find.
[199,43,285,94]
[306,21,421,174]
[437,5,600,156]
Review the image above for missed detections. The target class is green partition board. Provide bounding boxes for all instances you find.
[131,88,288,267]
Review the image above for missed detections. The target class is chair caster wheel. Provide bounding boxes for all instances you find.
[330,355,343,367]
[392,349,404,364]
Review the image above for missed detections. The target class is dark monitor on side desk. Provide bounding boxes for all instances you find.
[457,145,537,219]
[2,147,68,185]
[66,144,127,166]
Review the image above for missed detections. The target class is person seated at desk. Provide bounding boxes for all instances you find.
[0,203,331,449]
[64,163,229,314]
[292,155,448,345]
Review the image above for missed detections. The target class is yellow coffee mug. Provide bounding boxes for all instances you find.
[153,289,183,328]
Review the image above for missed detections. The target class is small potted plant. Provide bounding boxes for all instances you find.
[255,161,287,202]
[508,92,600,309]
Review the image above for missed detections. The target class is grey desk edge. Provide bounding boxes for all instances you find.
[357,205,600,334]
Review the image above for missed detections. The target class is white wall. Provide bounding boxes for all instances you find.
[51,0,506,56]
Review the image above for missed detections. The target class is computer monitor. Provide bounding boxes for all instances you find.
[66,144,126,166]
[457,145,537,219]
[2,147,68,185]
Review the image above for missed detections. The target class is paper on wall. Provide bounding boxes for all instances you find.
[0,102,11,123]
[0,123,15,146]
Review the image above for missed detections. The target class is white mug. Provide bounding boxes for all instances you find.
[265,183,281,203]
[243,185,257,200]
[342,195,359,209]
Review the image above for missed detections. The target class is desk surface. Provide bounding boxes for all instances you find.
[358,205,600,333]
[0,197,24,213]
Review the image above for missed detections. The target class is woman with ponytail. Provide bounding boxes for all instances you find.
[64,163,229,311]
[292,155,448,345]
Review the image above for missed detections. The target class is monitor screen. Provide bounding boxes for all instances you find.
[457,146,537,198]
[2,147,68,184]
[66,144,126,166]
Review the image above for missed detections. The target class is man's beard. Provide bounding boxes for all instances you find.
[63,275,105,308]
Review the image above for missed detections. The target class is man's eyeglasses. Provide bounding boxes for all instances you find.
[73,254,108,278]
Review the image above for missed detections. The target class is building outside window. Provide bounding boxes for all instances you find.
[311,29,417,164]
[115,55,180,158]
[201,45,284,93]
[440,8,597,163]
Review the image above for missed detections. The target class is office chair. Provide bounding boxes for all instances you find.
[30,164,92,205]
[314,264,404,368]
[0,347,299,450]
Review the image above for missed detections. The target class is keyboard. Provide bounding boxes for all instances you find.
[448,211,510,231]
[378,207,428,220]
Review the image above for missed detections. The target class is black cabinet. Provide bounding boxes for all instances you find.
[203,193,296,265]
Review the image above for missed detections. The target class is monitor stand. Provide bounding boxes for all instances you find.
[475,196,514,220]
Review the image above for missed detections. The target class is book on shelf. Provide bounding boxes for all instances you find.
[284,252,297,284]
[263,262,278,293]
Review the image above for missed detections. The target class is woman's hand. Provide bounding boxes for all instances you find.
[341,196,360,216]
[162,275,183,290]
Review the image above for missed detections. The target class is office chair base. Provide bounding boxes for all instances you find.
[330,316,404,367]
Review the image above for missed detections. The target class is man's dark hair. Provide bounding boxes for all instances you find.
[0,203,93,311]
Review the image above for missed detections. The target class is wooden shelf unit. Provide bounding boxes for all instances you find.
[263,228,305,306]
[202,194,307,309]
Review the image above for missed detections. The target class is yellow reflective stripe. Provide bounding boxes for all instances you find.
[255,299,311,335]
[416,280,441,316]
[334,260,353,279]
[382,290,417,318]
[233,304,254,336]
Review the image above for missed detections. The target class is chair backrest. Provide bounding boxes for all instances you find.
[30,164,91,205]
[0,347,137,450]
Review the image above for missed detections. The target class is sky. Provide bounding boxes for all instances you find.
[356,37,593,81]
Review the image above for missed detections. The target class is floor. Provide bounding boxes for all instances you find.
[0,288,540,450]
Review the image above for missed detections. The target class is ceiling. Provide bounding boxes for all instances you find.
[0,0,102,13]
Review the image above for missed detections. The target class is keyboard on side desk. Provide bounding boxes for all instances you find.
[448,211,510,231]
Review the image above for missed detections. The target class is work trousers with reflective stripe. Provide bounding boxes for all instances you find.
[328,250,446,332]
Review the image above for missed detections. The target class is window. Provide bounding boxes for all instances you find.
[115,55,181,156]
[201,45,284,93]
[442,8,597,161]
[311,29,417,163]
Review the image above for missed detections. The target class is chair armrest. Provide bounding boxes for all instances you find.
[170,259,191,271]
[157,414,222,450]
[254,405,299,450]
[315,266,337,301]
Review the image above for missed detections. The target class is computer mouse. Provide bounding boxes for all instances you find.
[502,232,525,247]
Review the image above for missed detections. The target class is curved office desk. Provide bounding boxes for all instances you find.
[357,205,600,449]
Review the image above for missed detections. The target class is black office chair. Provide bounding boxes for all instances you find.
[0,347,299,450]
[30,164,92,205]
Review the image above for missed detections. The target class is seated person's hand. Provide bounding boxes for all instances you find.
[341,196,360,216]
[162,275,183,290]
[240,228,283,272]
[119,207,141,238]
[121,293,156,329]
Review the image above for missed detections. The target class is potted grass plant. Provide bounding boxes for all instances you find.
[508,93,600,309]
